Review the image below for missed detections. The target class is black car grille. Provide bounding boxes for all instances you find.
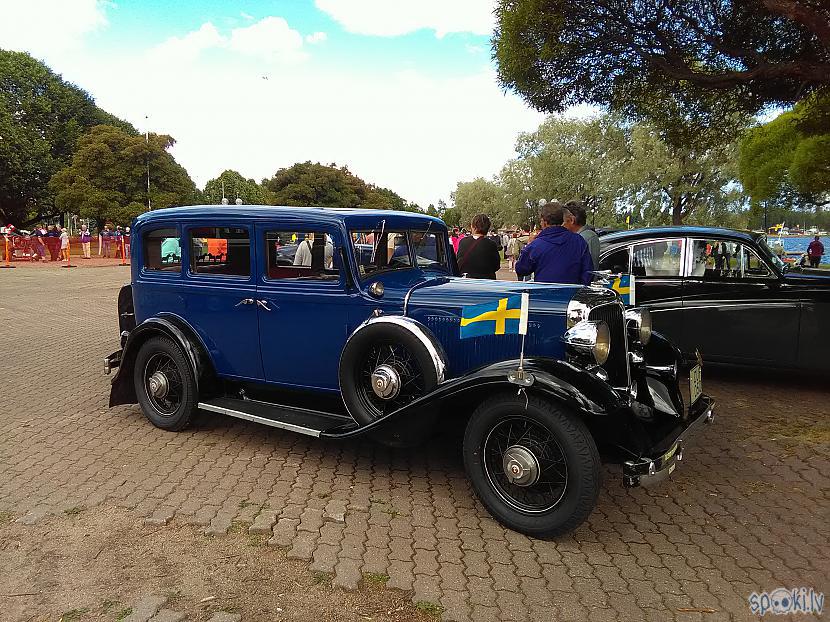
[589,302,628,387]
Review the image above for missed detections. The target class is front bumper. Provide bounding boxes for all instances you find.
[622,395,715,488]
[104,349,121,375]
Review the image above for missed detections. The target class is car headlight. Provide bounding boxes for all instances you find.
[563,320,611,365]
[624,307,652,346]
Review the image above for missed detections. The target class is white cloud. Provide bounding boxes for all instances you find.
[228,17,305,62]
[148,22,224,63]
[0,0,108,62]
[314,0,495,37]
[305,31,328,44]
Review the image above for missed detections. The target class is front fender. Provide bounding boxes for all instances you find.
[321,357,626,441]
[108,313,215,407]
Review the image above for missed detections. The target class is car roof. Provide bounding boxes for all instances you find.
[600,226,759,245]
[133,205,446,230]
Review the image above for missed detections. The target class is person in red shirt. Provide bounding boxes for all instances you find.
[807,235,825,268]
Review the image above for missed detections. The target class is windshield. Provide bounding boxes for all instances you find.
[350,228,449,279]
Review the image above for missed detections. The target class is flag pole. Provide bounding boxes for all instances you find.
[509,293,533,386]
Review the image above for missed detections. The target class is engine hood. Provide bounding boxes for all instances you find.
[404,277,618,379]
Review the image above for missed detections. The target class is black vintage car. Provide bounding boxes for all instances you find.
[599,226,830,372]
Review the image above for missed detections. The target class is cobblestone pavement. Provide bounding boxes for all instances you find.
[1,267,828,621]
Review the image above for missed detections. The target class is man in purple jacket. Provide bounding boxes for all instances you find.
[515,201,593,285]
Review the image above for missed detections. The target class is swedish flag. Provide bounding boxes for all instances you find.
[606,274,635,305]
[460,294,529,339]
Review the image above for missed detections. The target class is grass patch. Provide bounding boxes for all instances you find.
[227,520,250,535]
[63,506,84,516]
[238,500,257,509]
[312,570,333,586]
[316,492,331,499]
[415,601,444,618]
[764,418,830,446]
[60,608,89,621]
[363,572,390,586]
[100,599,119,613]
[379,506,400,518]
[115,608,132,621]
[0,511,13,525]
[248,534,266,547]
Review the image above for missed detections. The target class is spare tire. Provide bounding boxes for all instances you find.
[339,318,445,425]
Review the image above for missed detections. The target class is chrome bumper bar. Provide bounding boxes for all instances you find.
[623,396,715,488]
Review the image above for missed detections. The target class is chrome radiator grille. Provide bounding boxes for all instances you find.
[588,302,628,387]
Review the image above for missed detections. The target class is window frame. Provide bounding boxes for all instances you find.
[630,237,686,279]
[261,228,344,285]
[141,225,182,275]
[185,223,253,280]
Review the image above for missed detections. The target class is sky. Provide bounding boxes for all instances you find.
[0,0,552,208]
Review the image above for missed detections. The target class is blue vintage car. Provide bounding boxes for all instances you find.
[105,206,714,538]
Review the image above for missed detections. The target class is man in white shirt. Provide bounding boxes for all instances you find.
[293,233,333,268]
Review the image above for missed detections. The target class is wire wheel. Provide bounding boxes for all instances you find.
[483,416,568,513]
[356,341,425,419]
[143,352,184,417]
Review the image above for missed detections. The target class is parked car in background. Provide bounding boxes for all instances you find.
[599,226,830,372]
[105,206,714,538]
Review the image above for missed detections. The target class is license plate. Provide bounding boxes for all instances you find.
[689,364,702,405]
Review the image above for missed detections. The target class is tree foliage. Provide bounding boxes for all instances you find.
[203,170,266,205]
[494,0,830,132]
[0,50,135,225]
[49,125,197,225]
[452,178,506,228]
[263,161,420,211]
[739,90,830,208]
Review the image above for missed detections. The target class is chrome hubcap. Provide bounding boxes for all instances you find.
[371,364,401,400]
[502,445,541,487]
[147,371,169,399]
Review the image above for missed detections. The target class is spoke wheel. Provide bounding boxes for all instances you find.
[133,335,198,431]
[483,417,568,513]
[143,352,184,416]
[356,341,425,419]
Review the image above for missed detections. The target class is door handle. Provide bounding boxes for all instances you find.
[256,299,273,311]
[235,298,255,307]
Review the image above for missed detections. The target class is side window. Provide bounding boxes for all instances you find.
[689,239,737,279]
[351,230,411,278]
[599,247,630,273]
[143,227,180,272]
[411,231,448,270]
[631,239,684,277]
[189,226,250,277]
[740,245,772,279]
[265,231,339,281]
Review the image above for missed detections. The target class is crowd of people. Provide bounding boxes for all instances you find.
[1,223,130,262]
[455,200,599,285]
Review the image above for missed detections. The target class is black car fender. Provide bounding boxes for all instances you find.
[109,313,215,407]
[323,357,626,441]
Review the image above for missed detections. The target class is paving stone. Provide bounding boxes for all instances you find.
[148,609,186,622]
[206,614,241,622]
[121,595,168,622]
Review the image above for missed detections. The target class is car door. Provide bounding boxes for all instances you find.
[255,224,356,392]
[181,222,263,380]
[600,238,687,349]
[682,237,799,365]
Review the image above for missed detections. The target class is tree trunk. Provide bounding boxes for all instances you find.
[672,194,683,225]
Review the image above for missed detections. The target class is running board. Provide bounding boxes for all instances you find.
[198,397,353,437]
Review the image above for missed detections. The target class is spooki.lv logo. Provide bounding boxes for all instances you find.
[749,587,824,616]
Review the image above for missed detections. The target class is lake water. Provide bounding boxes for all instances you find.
[770,236,828,262]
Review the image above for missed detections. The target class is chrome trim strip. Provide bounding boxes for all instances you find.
[198,402,322,437]
[402,276,450,316]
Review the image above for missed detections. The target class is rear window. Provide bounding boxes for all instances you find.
[143,228,181,272]
[189,226,250,277]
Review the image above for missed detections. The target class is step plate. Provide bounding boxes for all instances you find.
[198,397,350,437]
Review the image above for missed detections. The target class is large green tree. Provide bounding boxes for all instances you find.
[203,170,266,205]
[264,161,419,211]
[452,178,506,228]
[494,1,829,132]
[0,50,135,225]
[739,91,830,209]
[49,125,196,225]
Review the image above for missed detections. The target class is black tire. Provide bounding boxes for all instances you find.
[463,393,601,539]
[339,322,440,425]
[133,335,198,431]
